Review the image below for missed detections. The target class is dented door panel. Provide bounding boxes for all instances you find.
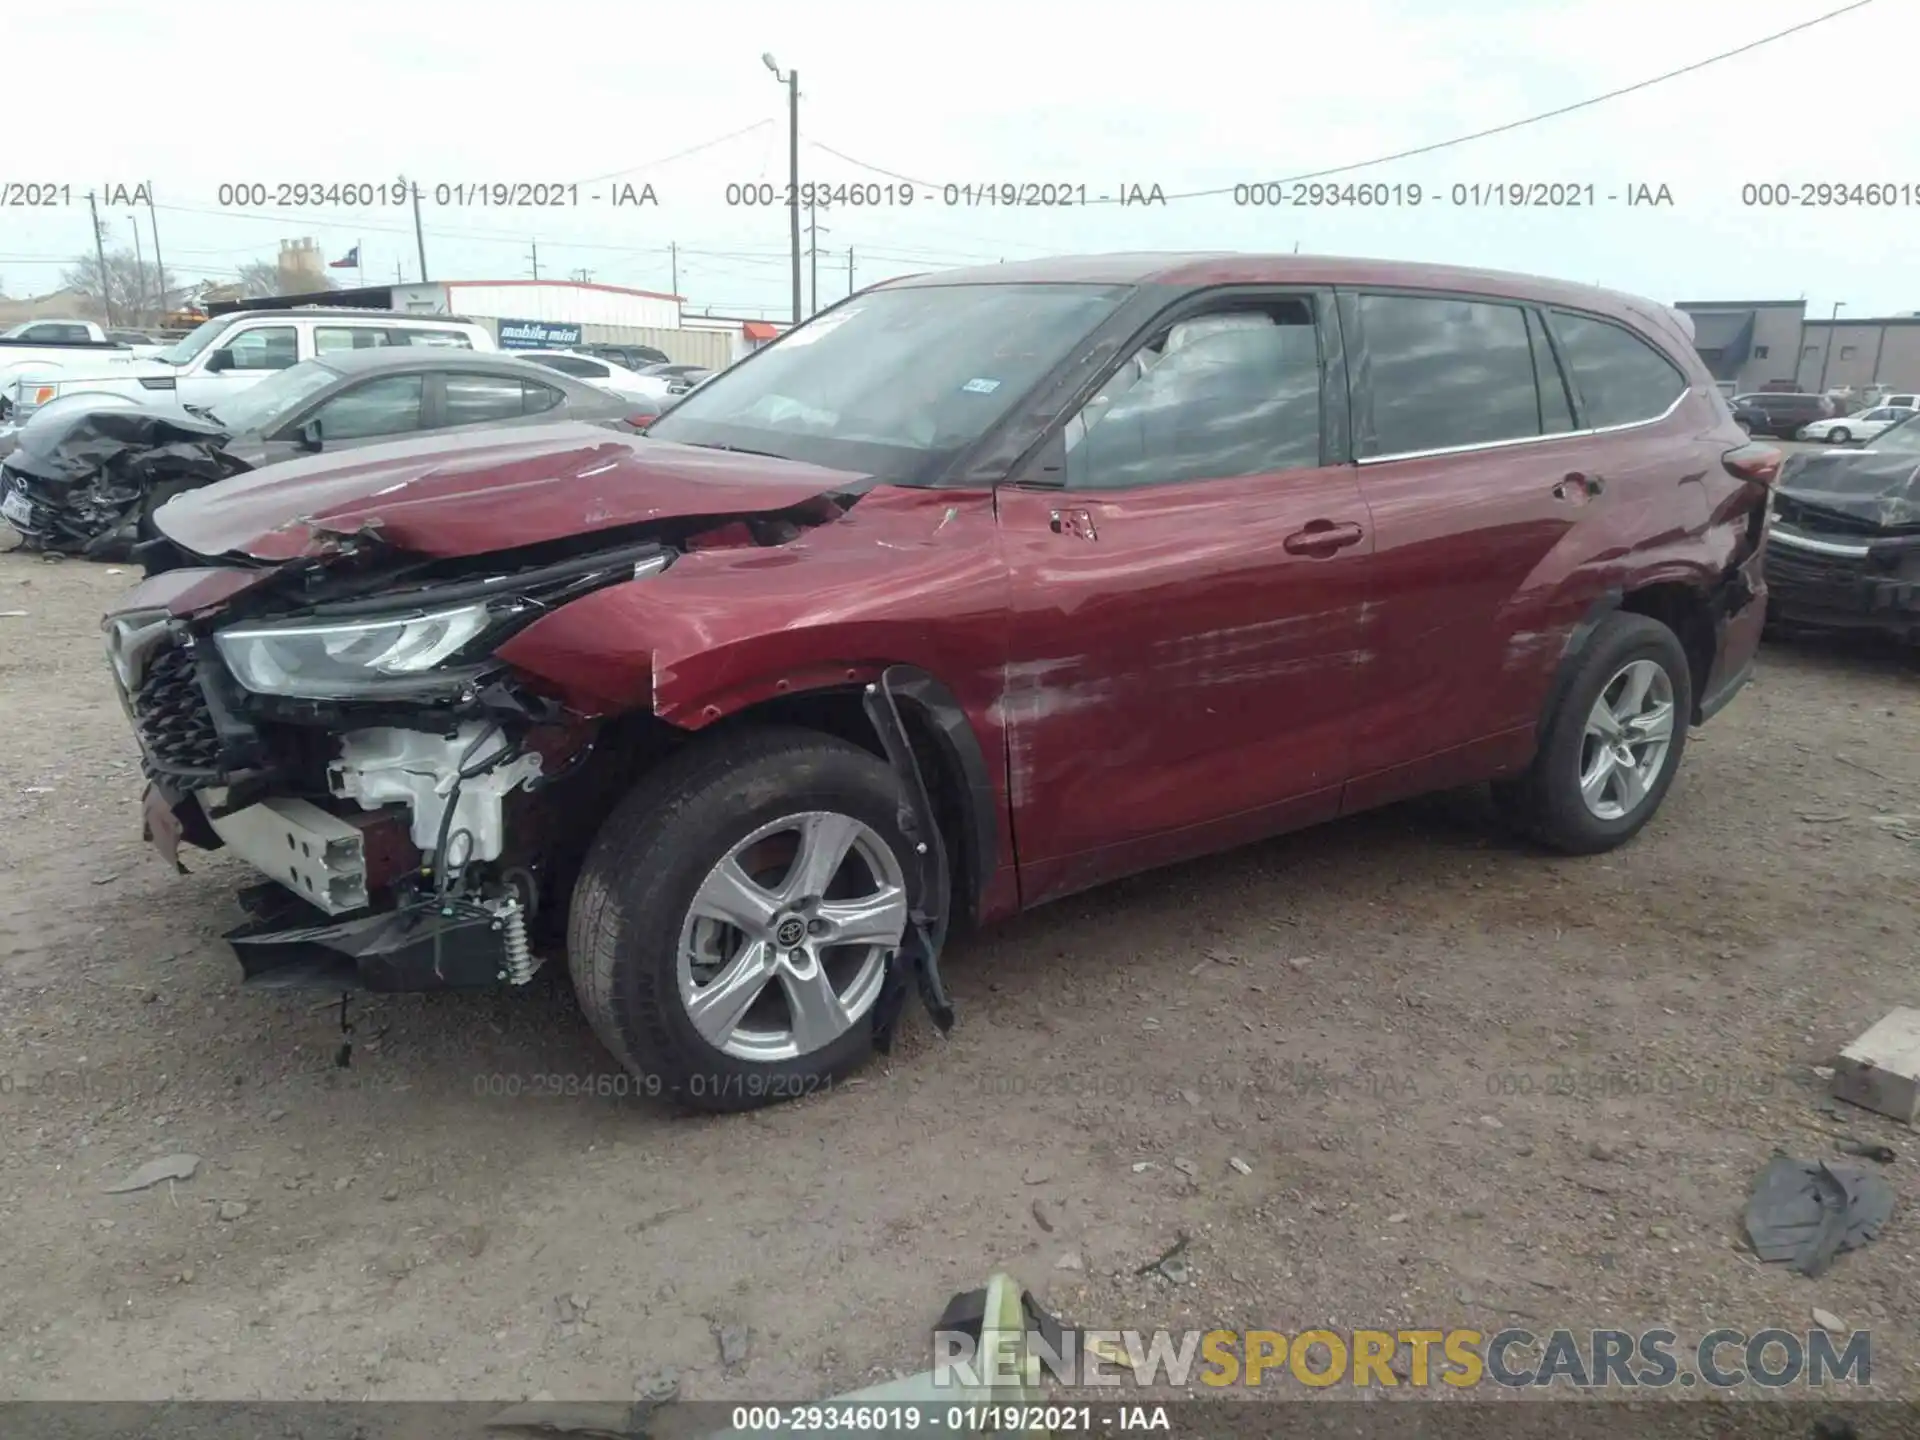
[996,467,1371,906]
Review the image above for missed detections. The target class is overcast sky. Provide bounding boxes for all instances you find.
[7,0,1914,318]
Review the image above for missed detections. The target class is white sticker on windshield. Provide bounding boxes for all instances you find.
[780,308,861,347]
[961,378,1001,394]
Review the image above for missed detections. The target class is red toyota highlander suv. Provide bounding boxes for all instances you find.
[104,254,1775,1109]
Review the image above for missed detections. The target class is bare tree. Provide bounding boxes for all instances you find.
[235,259,338,299]
[61,248,179,327]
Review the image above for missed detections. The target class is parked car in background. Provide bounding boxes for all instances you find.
[1730,392,1836,438]
[641,362,716,395]
[1765,411,1920,641]
[516,348,672,402]
[4,310,495,429]
[2,350,651,557]
[1798,405,1918,445]
[578,342,671,371]
[106,253,1770,1109]
[2,318,113,344]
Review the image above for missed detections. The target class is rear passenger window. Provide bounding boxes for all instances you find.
[522,381,563,414]
[315,327,392,353]
[443,374,530,425]
[1546,311,1686,429]
[396,329,472,349]
[1357,295,1539,454]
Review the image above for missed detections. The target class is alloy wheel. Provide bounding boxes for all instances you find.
[675,811,908,1061]
[1578,659,1676,822]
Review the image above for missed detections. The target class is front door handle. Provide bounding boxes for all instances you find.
[1283,519,1364,556]
[1049,507,1097,541]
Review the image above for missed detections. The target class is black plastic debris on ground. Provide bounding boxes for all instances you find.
[1745,1156,1894,1277]
[2,405,242,560]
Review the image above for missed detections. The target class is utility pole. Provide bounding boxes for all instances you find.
[762,54,801,325]
[144,186,166,322]
[528,241,540,280]
[570,267,592,283]
[807,199,818,316]
[1816,301,1845,394]
[395,261,403,283]
[848,246,855,297]
[400,176,429,283]
[669,241,678,297]
[128,217,148,325]
[87,191,117,327]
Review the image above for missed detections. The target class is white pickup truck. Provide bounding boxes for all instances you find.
[3,308,496,427]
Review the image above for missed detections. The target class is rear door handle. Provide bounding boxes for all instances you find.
[1283,520,1365,556]
[1553,472,1604,502]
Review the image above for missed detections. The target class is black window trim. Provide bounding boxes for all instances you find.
[994,283,1350,492]
[1339,285,1693,466]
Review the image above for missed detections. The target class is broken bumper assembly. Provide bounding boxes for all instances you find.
[225,881,531,993]
[1766,527,1920,638]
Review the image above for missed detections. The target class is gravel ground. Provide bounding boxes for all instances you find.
[1,535,1917,1406]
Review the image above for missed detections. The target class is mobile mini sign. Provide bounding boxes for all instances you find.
[497,319,583,350]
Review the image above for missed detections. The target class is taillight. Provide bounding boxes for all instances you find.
[627,414,654,431]
[1722,442,1782,487]
[31,384,56,406]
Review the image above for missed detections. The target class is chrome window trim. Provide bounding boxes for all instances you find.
[1765,525,1871,559]
[1355,385,1690,466]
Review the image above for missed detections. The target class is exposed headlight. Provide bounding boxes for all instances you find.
[215,602,505,698]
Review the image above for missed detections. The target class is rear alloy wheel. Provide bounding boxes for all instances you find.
[567,728,932,1111]
[1493,612,1691,854]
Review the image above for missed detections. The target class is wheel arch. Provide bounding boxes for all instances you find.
[1538,576,1716,738]
[694,670,999,928]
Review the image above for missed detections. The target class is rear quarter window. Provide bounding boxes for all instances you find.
[1545,311,1688,429]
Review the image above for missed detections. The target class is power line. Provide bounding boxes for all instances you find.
[809,0,1878,204]
[570,118,775,186]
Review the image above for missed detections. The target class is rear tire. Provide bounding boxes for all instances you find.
[1495,613,1692,855]
[567,726,934,1113]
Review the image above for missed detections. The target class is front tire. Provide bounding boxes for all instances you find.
[1495,613,1692,855]
[567,727,928,1112]
[1827,427,1852,445]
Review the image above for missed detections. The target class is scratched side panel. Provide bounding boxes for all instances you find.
[493,486,1022,917]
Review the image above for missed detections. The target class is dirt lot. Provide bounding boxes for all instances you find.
[2,536,1918,1405]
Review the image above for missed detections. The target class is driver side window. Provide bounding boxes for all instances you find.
[1063,301,1322,490]
[304,375,425,441]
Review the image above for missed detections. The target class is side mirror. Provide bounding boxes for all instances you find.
[297,419,323,453]
[205,349,234,373]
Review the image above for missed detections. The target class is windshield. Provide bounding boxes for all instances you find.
[152,314,242,367]
[206,359,342,433]
[1871,414,1920,455]
[646,282,1131,483]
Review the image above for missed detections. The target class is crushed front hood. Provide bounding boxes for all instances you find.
[1778,448,1920,532]
[152,422,875,561]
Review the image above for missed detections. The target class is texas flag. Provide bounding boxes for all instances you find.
[328,245,360,269]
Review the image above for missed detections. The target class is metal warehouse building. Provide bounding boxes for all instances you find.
[208,279,787,369]
[1676,299,1920,395]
